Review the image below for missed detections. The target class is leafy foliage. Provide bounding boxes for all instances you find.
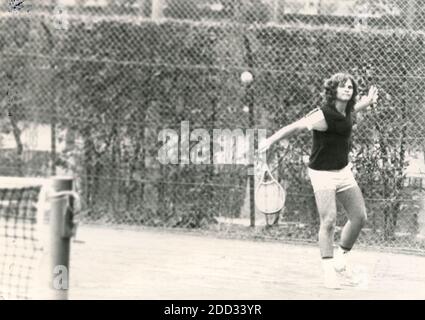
[1,14,424,237]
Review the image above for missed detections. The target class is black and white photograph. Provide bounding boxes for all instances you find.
[1,0,425,302]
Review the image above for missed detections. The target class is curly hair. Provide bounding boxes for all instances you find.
[323,73,358,113]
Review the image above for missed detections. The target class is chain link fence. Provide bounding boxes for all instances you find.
[1,0,425,253]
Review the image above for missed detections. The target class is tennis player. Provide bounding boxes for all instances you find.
[259,73,379,289]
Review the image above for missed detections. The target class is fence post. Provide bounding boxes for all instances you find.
[151,0,164,20]
[243,35,255,228]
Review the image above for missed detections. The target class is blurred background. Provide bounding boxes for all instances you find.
[1,0,425,254]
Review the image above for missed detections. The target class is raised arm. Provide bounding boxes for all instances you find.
[354,85,379,113]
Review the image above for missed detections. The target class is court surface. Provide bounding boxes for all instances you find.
[69,225,425,300]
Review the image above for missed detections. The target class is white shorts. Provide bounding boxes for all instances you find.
[307,163,358,193]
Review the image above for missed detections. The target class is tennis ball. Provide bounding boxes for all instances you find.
[241,71,253,83]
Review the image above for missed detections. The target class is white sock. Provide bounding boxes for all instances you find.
[321,258,341,288]
[321,258,335,271]
[335,247,351,272]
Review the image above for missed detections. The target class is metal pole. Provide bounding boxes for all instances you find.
[243,35,255,227]
[248,82,255,228]
[49,176,74,300]
[151,0,163,20]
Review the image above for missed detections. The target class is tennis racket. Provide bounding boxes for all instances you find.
[235,138,288,226]
[255,161,286,226]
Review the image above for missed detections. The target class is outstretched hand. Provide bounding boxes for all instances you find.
[355,85,379,112]
[367,85,379,106]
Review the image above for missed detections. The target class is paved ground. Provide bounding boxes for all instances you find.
[64,225,425,300]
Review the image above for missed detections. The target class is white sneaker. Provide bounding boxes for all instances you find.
[322,259,341,289]
[334,247,348,272]
[336,268,360,286]
[334,248,361,286]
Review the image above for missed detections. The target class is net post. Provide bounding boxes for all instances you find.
[49,176,74,300]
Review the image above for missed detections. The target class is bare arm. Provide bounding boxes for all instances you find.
[262,120,305,147]
[354,85,379,113]
[258,109,327,153]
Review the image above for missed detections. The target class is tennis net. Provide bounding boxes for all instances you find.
[0,177,76,300]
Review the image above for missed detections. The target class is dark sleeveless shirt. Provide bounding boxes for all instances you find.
[308,106,353,171]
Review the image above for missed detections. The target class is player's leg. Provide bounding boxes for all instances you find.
[334,185,367,284]
[315,190,338,257]
[337,185,367,252]
[314,190,340,289]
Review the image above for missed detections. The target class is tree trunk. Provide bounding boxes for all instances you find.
[8,109,24,176]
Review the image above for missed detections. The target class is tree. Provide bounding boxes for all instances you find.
[0,17,34,176]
